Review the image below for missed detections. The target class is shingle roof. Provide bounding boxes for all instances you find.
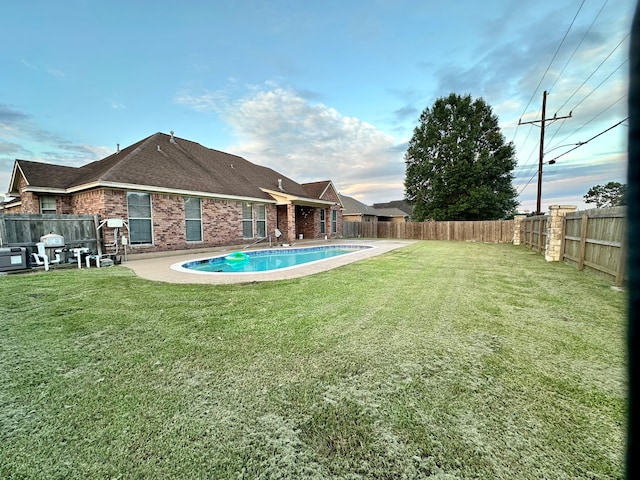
[372,199,413,216]
[375,207,409,218]
[303,181,332,199]
[14,160,82,190]
[12,132,321,202]
[338,194,380,216]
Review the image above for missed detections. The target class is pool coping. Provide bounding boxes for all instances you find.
[123,239,414,284]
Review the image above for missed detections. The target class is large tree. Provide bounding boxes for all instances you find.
[404,93,518,221]
[583,181,627,208]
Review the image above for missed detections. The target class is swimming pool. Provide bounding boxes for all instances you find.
[172,244,374,274]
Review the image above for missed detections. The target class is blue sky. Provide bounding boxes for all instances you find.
[0,0,633,212]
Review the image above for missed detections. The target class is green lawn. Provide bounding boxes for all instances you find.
[0,241,627,479]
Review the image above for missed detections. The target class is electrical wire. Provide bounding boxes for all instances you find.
[517,170,539,197]
[547,60,627,151]
[554,32,630,114]
[512,1,585,143]
[549,0,608,94]
[516,116,626,201]
[549,93,627,149]
[545,116,629,164]
[569,59,628,113]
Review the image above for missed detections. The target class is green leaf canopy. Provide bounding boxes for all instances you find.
[404,93,518,221]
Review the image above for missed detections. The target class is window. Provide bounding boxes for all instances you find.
[242,203,253,238]
[256,204,266,237]
[332,209,338,233]
[40,196,57,214]
[320,208,326,234]
[242,203,267,238]
[185,197,202,242]
[127,192,152,244]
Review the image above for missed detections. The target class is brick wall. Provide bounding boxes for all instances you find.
[72,190,108,215]
[6,182,340,253]
[17,177,39,213]
[92,192,273,254]
[202,198,244,246]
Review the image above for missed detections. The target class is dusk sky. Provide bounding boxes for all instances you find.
[0,0,633,212]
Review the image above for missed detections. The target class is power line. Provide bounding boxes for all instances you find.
[549,92,627,149]
[517,116,627,200]
[545,116,629,163]
[512,1,584,143]
[554,32,630,114]
[546,61,627,151]
[540,117,571,155]
[569,59,628,112]
[549,0,609,93]
[517,170,539,197]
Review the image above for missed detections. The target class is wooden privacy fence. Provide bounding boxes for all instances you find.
[518,206,626,286]
[343,220,514,243]
[561,207,626,286]
[519,215,548,255]
[0,214,101,253]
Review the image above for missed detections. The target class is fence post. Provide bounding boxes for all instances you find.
[578,213,589,270]
[545,205,577,262]
[537,218,544,253]
[616,223,627,287]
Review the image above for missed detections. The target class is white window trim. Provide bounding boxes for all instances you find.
[256,204,266,238]
[127,192,154,246]
[40,195,57,214]
[242,203,254,239]
[185,197,203,243]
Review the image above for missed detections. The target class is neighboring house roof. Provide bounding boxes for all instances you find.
[338,194,380,216]
[375,207,409,219]
[7,132,335,206]
[372,200,413,216]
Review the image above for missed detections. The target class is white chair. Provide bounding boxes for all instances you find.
[31,243,61,271]
[32,243,49,271]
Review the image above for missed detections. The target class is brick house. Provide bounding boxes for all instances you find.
[3,132,344,254]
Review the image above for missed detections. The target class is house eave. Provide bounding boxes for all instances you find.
[21,186,67,194]
[63,181,277,204]
[2,199,22,209]
[261,188,336,207]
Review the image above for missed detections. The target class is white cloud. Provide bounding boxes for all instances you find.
[178,85,406,203]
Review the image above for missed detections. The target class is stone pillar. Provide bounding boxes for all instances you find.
[544,205,577,262]
[513,215,527,245]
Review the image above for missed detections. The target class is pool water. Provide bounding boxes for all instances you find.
[176,245,372,273]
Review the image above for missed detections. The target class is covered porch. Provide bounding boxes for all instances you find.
[266,191,337,244]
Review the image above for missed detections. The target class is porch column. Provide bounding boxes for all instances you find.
[544,205,577,262]
[286,204,296,243]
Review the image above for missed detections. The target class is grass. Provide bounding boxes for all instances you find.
[0,241,627,479]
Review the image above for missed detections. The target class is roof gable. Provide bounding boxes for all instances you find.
[303,180,343,206]
[10,160,83,193]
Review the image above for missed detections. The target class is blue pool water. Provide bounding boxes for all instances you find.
[177,245,372,273]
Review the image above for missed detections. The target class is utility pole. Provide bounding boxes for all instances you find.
[519,91,572,215]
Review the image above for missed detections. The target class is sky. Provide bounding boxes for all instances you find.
[0,0,634,213]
